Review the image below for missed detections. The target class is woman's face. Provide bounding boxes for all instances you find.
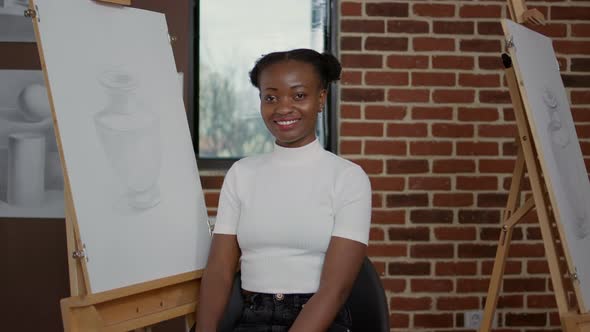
[258,60,326,148]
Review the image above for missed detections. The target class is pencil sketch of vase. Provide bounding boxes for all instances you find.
[94,69,161,210]
[544,88,590,240]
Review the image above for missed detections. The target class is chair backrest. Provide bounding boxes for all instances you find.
[216,257,389,332]
[345,257,390,331]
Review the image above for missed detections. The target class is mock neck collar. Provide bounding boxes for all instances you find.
[271,138,323,163]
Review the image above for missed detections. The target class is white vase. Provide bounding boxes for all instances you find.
[94,70,161,210]
[7,132,46,206]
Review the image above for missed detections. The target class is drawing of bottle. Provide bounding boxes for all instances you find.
[94,69,161,210]
[544,88,589,240]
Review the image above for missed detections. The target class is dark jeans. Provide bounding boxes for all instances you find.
[233,292,352,332]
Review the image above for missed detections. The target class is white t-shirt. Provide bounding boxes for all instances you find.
[213,139,372,294]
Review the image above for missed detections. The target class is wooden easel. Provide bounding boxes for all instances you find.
[480,1,590,331]
[26,0,203,330]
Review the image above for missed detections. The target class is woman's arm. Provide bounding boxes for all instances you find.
[288,236,366,332]
[195,234,240,332]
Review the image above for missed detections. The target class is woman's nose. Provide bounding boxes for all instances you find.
[275,98,293,115]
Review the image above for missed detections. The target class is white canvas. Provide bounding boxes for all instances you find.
[504,19,590,308]
[0,0,35,42]
[33,0,211,293]
[0,70,64,218]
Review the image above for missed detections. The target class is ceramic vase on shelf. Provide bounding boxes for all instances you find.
[94,69,161,210]
[7,132,46,206]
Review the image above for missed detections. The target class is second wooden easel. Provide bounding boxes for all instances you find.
[480,1,590,331]
[26,0,204,331]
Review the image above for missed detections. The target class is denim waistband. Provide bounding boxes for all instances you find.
[241,290,314,306]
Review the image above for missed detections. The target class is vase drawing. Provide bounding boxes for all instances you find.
[7,132,46,206]
[544,88,590,240]
[94,69,161,210]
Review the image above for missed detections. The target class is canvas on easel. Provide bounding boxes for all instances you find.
[479,14,590,332]
[28,0,211,330]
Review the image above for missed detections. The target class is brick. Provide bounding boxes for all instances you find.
[412,72,455,87]
[479,159,515,173]
[433,21,474,35]
[477,193,508,207]
[504,278,546,292]
[528,295,557,309]
[572,91,590,104]
[477,22,503,35]
[390,313,409,328]
[340,122,383,137]
[458,107,499,122]
[416,181,446,200]
[479,90,511,104]
[433,159,476,173]
[412,106,453,120]
[411,279,453,292]
[366,140,407,155]
[372,210,405,224]
[350,159,383,174]
[479,56,503,70]
[339,140,362,154]
[410,142,453,156]
[340,70,362,85]
[341,54,382,68]
[387,159,429,174]
[365,37,408,51]
[433,193,473,207]
[554,41,590,55]
[388,89,430,103]
[388,262,430,276]
[508,243,545,257]
[387,123,428,137]
[459,5,502,18]
[387,55,429,69]
[551,6,590,20]
[573,23,590,37]
[496,295,524,309]
[413,4,455,18]
[200,176,224,189]
[459,74,500,87]
[480,227,522,241]
[365,105,406,120]
[373,194,382,208]
[387,194,429,207]
[388,227,430,241]
[432,123,474,138]
[457,142,498,156]
[572,58,590,72]
[530,23,568,38]
[204,192,220,207]
[456,176,497,190]
[367,243,407,257]
[369,176,405,191]
[414,314,453,328]
[388,20,429,33]
[433,89,475,103]
[341,19,385,33]
[527,260,549,274]
[410,209,454,224]
[340,104,361,119]
[366,3,408,17]
[413,37,455,51]
[341,2,361,16]
[437,296,479,310]
[460,39,501,53]
[458,244,497,258]
[390,296,431,311]
[432,55,474,70]
[411,244,454,258]
[382,278,406,292]
[456,278,490,292]
[340,36,361,51]
[563,74,590,88]
[435,227,476,241]
[369,227,384,241]
[436,262,477,276]
[365,71,408,86]
[478,124,517,137]
[341,88,384,102]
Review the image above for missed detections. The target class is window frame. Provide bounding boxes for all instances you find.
[189,0,339,169]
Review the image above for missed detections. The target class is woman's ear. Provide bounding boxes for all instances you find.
[319,89,328,112]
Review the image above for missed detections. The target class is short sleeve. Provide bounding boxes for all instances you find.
[331,165,372,245]
[212,164,241,235]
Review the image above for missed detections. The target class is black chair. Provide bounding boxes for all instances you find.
[208,257,389,332]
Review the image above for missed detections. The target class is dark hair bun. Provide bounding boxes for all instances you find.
[320,52,342,83]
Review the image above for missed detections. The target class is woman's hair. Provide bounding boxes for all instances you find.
[249,48,342,90]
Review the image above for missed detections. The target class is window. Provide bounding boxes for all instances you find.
[194,0,336,166]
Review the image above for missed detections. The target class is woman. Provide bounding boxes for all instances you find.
[196,49,372,332]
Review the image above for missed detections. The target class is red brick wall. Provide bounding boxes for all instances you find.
[200,1,590,331]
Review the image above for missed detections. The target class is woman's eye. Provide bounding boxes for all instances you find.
[264,95,277,103]
[294,93,306,100]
